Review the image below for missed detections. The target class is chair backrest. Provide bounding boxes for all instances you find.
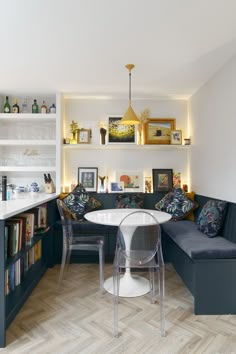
[57,199,74,241]
[115,210,162,266]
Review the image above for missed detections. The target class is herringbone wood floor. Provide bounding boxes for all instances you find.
[2,264,236,354]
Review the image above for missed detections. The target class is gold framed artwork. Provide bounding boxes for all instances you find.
[143,118,176,144]
[170,130,182,145]
[77,129,91,144]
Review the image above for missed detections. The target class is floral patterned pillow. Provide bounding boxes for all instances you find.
[115,193,144,208]
[197,200,227,237]
[62,183,101,221]
[166,188,195,221]
[154,190,175,211]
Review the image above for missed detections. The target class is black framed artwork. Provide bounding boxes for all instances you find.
[152,169,173,192]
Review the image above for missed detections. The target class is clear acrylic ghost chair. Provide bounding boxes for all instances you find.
[113,210,165,337]
[57,199,104,291]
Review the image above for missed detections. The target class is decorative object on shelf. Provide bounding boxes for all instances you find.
[138,109,150,145]
[184,138,191,145]
[41,100,47,114]
[182,184,188,192]
[116,170,143,192]
[120,64,140,125]
[30,181,40,192]
[78,167,98,192]
[152,169,173,192]
[77,128,91,144]
[108,116,136,144]
[4,96,10,113]
[110,181,125,193]
[32,99,39,113]
[100,127,107,145]
[12,98,20,113]
[173,172,181,188]
[171,130,182,145]
[63,138,70,144]
[99,175,107,193]
[2,175,7,200]
[22,97,28,113]
[44,173,56,193]
[143,118,176,145]
[70,120,79,144]
[144,176,152,193]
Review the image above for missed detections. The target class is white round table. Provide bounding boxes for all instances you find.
[85,208,171,297]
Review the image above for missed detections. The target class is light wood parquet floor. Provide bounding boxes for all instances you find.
[2,263,236,354]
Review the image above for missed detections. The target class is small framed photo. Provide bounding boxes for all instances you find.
[152,169,173,192]
[110,181,125,193]
[108,116,136,144]
[116,171,143,192]
[143,118,176,144]
[77,129,91,144]
[170,130,182,145]
[78,167,98,192]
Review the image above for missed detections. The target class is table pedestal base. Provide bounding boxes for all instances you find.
[104,273,150,297]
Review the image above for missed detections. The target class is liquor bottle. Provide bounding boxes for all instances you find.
[22,97,28,113]
[2,176,7,201]
[32,99,38,113]
[12,98,20,113]
[41,100,47,114]
[49,103,56,113]
[3,96,11,113]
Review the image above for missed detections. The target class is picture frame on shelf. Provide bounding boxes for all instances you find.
[116,171,143,192]
[110,181,125,193]
[108,116,136,144]
[152,169,173,192]
[78,167,98,192]
[77,129,91,144]
[170,130,182,145]
[143,118,176,144]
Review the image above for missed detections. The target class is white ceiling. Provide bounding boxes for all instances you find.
[1,0,236,99]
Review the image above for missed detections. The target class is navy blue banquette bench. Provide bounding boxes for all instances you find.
[53,192,236,315]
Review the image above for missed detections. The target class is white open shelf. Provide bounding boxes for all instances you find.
[0,113,56,120]
[0,140,56,146]
[0,166,56,172]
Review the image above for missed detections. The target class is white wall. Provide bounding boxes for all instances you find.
[189,55,236,202]
[62,98,189,191]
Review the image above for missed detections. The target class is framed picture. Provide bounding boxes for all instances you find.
[108,116,136,143]
[77,129,91,144]
[152,169,173,192]
[143,118,176,144]
[171,130,182,145]
[78,167,98,192]
[110,181,125,193]
[116,171,143,192]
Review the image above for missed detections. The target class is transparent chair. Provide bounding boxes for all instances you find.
[57,199,104,291]
[113,210,165,337]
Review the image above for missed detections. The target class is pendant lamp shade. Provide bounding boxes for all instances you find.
[120,64,140,125]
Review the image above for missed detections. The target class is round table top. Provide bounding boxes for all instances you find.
[84,208,171,226]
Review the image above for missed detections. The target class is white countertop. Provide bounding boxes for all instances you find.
[0,193,58,219]
[85,208,171,226]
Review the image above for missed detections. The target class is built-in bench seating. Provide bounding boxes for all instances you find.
[53,192,236,315]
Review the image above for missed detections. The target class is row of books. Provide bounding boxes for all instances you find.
[5,204,47,260]
[5,240,42,295]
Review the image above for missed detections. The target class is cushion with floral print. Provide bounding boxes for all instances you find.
[197,199,227,237]
[165,188,196,221]
[62,183,101,221]
[115,193,144,208]
[154,190,175,211]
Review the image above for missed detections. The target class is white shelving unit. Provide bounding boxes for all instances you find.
[0,95,61,193]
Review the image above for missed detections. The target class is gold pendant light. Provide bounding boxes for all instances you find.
[120,64,140,125]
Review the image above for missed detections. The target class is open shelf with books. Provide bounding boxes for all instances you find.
[0,195,57,348]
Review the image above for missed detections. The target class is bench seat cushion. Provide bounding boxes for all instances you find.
[162,220,236,260]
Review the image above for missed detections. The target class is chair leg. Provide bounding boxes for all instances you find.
[159,264,166,337]
[99,245,104,292]
[113,267,120,337]
[149,268,155,304]
[58,245,68,288]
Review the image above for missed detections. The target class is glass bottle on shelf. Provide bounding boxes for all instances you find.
[22,97,28,113]
[49,103,56,113]
[12,98,20,113]
[40,100,47,113]
[3,96,11,113]
[32,99,38,113]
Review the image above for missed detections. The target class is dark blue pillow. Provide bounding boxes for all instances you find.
[166,188,195,221]
[197,200,227,237]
